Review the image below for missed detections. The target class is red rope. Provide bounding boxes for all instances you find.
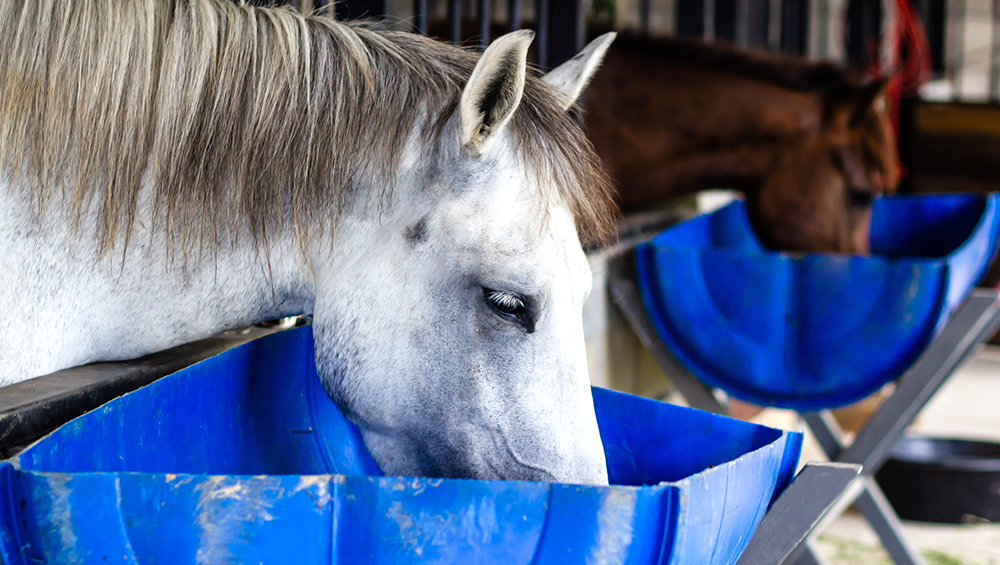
[874,0,932,134]
[853,0,931,183]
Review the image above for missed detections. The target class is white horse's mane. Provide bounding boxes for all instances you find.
[0,0,614,255]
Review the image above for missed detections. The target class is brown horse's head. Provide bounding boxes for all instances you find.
[583,33,901,256]
[746,80,899,255]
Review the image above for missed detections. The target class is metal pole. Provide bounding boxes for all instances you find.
[924,0,947,73]
[747,0,769,49]
[846,0,881,66]
[781,0,809,55]
[414,0,428,33]
[449,0,462,42]
[535,0,549,67]
[509,0,521,30]
[547,0,584,68]
[677,0,706,37]
[479,0,492,44]
[716,0,738,42]
[334,0,387,19]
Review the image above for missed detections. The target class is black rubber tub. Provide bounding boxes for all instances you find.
[876,436,1000,524]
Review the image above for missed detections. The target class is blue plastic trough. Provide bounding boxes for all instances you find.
[0,327,801,564]
[637,193,1000,411]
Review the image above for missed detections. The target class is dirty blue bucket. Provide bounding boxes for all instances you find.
[637,193,1000,411]
[0,327,801,564]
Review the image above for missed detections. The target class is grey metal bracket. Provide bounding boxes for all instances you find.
[609,245,1000,565]
[735,462,862,565]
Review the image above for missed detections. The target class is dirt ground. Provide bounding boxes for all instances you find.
[815,512,1000,565]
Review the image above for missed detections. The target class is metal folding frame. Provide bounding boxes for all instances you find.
[736,462,862,565]
[609,248,1000,565]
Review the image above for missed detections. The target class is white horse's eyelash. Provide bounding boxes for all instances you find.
[488,291,524,311]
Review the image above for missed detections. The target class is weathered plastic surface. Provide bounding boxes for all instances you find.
[637,193,1000,410]
[0,327,801,564]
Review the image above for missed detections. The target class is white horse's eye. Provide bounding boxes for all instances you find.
[485,288,526,318]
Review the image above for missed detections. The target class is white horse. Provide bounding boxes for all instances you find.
[0,0,616,484]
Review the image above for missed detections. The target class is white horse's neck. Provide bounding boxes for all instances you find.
[0,177,315,385]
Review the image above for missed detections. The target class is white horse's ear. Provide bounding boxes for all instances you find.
[460,30,534,154]
[542,32,616,110]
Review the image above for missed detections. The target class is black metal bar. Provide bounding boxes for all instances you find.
[449,0,461,42]
[747,0,770,49]
[846,0,881,67]
[920,0,947,73]
[535,0,549,67]
[414,0,428,33]
[509,0,521,30]
[335,0,387,19]
[546,0,583,69]
[715,0,738,42]
[780,0,809,55]
[639,0,651,31]
[677,0,706,37]
[479,0,491,45]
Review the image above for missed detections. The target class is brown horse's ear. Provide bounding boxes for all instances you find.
[848,78,889,128]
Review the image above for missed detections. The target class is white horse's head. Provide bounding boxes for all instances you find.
[312,32,617,484]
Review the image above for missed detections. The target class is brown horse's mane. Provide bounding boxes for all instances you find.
[603,30,899,195]
[0,0,614,257]
[607,31,871,96]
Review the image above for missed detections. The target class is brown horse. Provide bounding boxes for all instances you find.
[584,32,900,254]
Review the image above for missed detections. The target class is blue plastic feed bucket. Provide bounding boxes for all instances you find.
[0,327,802,564]
[636,193,1000,411]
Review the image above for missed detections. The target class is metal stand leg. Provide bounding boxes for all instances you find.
[854,478,925,565]
[735,462,861,565]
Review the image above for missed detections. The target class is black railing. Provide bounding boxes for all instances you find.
[273,0,1000,103]
[307,0,586,69]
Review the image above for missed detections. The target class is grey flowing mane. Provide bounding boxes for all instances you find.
[0,0,614,254]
